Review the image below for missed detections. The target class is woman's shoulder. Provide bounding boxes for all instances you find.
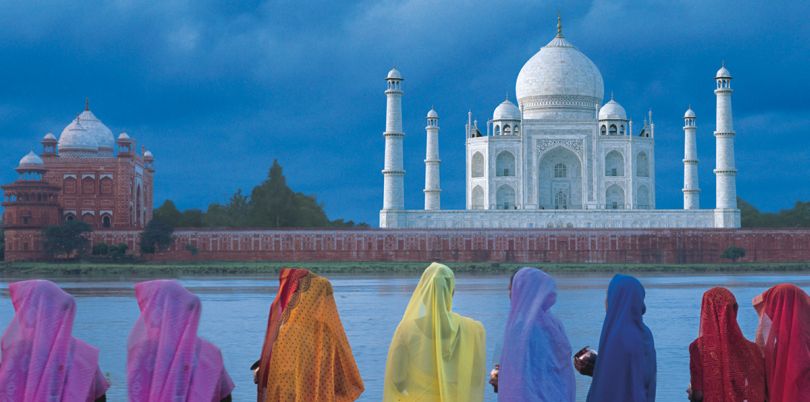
[458,315,485,334]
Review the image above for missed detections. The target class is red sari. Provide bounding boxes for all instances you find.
[754,284,810,402]
[689,287,765,402]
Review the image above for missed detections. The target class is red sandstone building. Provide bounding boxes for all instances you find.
[2,102,154,261]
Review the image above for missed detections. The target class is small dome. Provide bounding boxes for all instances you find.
[427,108,438,118]
[386,68,402,80]
[684,107,696,119]
[18,151,44,167]
[118,132,131,140]
[42,132,56,141]
[598,99,627,120]
[143,150,154,160]
[493,99,521,121]
[58,108,115,155]
[716,65,732,79]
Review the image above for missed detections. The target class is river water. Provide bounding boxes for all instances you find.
[0,272,807,401]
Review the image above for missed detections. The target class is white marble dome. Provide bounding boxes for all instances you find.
[599,99,627,120]
[493,99,521,120]
[42,132,56,141]
[387,68,402,80]
[684,107,696,118]
[716,65,732,79]
[58,109,115,155]
[427,108,438,118]
[18,151,43,167]
[515,34,604,107]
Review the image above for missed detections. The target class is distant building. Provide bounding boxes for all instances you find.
[380,17,740,229]
[2,101,154,260]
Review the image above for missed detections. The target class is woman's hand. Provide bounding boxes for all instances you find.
[489,365,499,393]
[686,384,702,402]
[573,346,596,377]
[250,360,260,385]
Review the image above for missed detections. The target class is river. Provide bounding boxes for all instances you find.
[0,271,807,401]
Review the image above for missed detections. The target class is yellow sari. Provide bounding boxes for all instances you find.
[383,263,486,402]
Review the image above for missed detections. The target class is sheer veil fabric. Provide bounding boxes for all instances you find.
[498,268,575,402]
[383,262,486,402]
[689,287,765,402]
[259,270,364,402]
[754,284,810,402]
[586,274,656,402]
[0,280,109,402]
[127,280,234,402]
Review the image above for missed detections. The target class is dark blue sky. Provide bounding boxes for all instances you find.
[1,1,808,225]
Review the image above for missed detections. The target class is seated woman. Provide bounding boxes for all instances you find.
[0,280,109,402]
[752,284,810,402]
[575,274,656,402]
[495,267,575,402]
[255,268,364,402]
[127,280,234,402]
[688,287,765,402]
[383,262,486,402]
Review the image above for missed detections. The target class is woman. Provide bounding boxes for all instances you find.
[496,268,575,402]
[255,268,364,402]
[578,274,656,402]
[0,280,109,402]
[383,262,486,402]
[127,280,234,402]
[688,287,765,402]
[753,284,810,402]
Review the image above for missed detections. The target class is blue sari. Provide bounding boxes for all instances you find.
[586,274,656,402]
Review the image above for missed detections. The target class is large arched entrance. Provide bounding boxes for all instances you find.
[538,147,582,209]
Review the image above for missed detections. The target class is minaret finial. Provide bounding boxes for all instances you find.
[84,97,89,111]
[610,91,614,101]
[556,13,563,38]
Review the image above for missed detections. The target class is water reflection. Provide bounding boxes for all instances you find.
[0,272,807,402]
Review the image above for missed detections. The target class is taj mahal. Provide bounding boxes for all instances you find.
[379,18,740,229]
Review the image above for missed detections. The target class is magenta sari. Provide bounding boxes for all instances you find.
[0,280,109,401]
[127,280,234,402]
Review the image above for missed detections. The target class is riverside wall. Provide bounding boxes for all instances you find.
[84,228,810,264]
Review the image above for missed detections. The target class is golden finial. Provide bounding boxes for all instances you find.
[556,13,563,38]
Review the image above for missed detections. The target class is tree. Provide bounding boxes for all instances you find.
[0,229,4,261]
[43,221,92,259]
[140,220,175,254]
[153,200,182,227]
[109,243,128,260]
[740,197,810,227]
[722,246,746,262]
[250,160,296,227]
[179,209,205,227]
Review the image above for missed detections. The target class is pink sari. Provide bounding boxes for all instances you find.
[0,280,109,402]
[127,280,234,402]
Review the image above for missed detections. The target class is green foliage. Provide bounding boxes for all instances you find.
[153,200,182,227]
[140,220,175,254]
[163,160,364,228]
[0,229,4,261]
[43,221,93,259]
[179,209,205,227]
[721,246,746,262]
[109,243,128,260]
[184,243,199,256]
[92,243,109,255]
[740,197,810,227]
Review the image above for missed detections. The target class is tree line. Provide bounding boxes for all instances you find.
[152,160,367,229]
[739,198,810,228]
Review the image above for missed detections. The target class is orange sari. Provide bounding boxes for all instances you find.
[258,270,364,402]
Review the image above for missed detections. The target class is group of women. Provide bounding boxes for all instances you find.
[0,264,806,401]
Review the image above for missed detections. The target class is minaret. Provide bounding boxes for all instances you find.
[424,108,441,210]
[713,64,738,224]
[683,106,700,209]
[382,68,405,211]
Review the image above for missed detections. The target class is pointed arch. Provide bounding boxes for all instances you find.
[605,150,625,176]
[471,152,485,178]
[606,185,625,209]
[496,151,515,177]
[496,185,515,210]
[471,186,485,209]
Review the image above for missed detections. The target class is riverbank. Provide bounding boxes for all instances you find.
[1,260,809,278]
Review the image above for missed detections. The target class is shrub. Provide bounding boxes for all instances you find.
[185,244,199,256]
[92,243,110,255]
[43,221,93,259]
[722,246,746,262]
[140,220,175,254]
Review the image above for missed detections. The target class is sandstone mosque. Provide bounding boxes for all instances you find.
[380,18,740,229]
[2,101,155,259]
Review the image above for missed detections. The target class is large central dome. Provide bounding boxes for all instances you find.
[515,23,604,119]
[58,107,115,157]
